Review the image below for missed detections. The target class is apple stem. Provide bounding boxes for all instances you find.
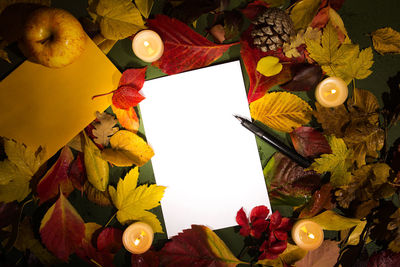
[92,90,116,100]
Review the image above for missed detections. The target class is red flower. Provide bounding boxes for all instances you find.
[236,206,270,239]
[258,211,292,260]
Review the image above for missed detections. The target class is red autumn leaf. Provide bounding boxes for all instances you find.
[76,223,115,267]
[240,38,293,103]
[290,127,332,158]
[36,146,74,204]
[69,152,86,192]
[299,183,334,218]
[97,227,123,253]
[236,206,270,239]
[112,105,140,133]
[112,85,145,110]
[39,193,85,261]
[240,0,269,20]
[147,15,237,75]
[131,250,160,267]
[310,6,330,29]
[119,68,146,88]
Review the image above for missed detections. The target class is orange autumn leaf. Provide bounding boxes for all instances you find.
[39,193,85,261]
[36,146,74,204]
[112,105,139,133]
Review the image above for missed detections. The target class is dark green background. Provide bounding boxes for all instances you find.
[1,0,399,266]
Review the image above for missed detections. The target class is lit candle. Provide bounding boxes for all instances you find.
[315,77,348,107]
[132,30,164,62]
[122,222,154,254]
[291,220,324,250]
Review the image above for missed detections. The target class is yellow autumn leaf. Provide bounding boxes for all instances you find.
[101,130,154,167]
[250,92,312,133]
[257,243,307,266]
[136,0,154,18]
[371,27,400,55]
[87,0,145,40]
[309,136,352,187]
[328,8,349,41]
[256,56,283,77]
[290,0,321,30]
[309,210,362,231]
[83,132,109,192]
[108,167,166,232]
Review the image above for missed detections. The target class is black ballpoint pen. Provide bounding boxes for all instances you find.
[234,115,312,168]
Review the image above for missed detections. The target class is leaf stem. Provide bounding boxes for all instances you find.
[90,259,103,267]
[104,212,117,228]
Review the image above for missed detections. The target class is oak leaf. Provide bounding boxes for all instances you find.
[250,92,312,133]
[108,167,165,232]
[290,0,321,30]
[36,146,74,204]
[371,27,400,55]
[309,136,352,187]
[92,111,119,146]
[159,225,244,266]
[112,105,140,133]
[40,193,85,261]
[148,15,236,75]
[87,0,145,40]
[101,130,154,167]
[83,132,109,192]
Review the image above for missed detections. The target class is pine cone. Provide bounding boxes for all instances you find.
[251,8,295,52]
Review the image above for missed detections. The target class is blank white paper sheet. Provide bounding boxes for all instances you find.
[139,61,270,237]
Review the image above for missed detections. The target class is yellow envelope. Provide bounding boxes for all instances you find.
[0,38,121,160]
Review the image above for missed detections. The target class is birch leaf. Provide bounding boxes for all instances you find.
[250,92,312,133]
[87,0,145,40]
[290,0,321,30]
[101,130,154,167]
[371,27,400,55]
[108,167,165,232]
[136,0,154,18]
[92,111,119,146]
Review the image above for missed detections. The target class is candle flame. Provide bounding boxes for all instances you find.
[133,231,147,246]
[134,238,140,246]
[143,41,155,55]
[331,89,337,94]
[144,41,150,47]
[308,233,315,239]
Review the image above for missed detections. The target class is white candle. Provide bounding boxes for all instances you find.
[122,222,154,254]
[315,77,348,107]
[291,220,324,250]
[132,30,164,62]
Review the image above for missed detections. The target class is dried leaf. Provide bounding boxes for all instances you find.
[87,0,145,40]
[299,183,334,218]
[92,111,119,146]
[309,210,361,231]
[159,225,244,266]
[290,0,321,30]
[241,38,293,103]
[371,27,400,55]
[136,0,154,18]
[40,193,85,261]
[290,126,331,158]
[101,130,154,167]
[148,15,236,75]
[295,240,340,267]
[210,24,225,43]
[281,63,323,91]
[0,47,10,63]
[257,56,283,77]
[223,10,243,40]
[83,132,109,192]
[112,105,140,133]
[84,181,112,206]
[108,167,165,232]
[250,92,312,133]
[308,136,352,187]
[36,146,74,204]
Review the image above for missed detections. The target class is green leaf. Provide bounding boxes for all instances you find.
[136,0,154,18]
[290,0,321,30]
[87,0,145,40]
[308,210,361,231]
[309,136,352,187]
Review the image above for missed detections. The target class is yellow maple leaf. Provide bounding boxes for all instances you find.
[250,92,312,133]
[306,22,373,84]
[87,0,145,40]
[309,136,353,187]
[101,130,154,167]
[371,27,400,55]
[108,167,166,233]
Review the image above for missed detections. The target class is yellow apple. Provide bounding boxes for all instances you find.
[19,7,87,68]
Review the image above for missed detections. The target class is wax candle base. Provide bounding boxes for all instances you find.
[292,220,324,250]
[122,222,154,254]
[132,30,164,63]
[315,77,348,108]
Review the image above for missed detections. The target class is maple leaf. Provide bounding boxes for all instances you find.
[108,167,166,233]
[147,15,237,75]
[92,111,119,146]
[40,193,85,261]
[305,22,373,84]
[159,225,244,266]
[250,92,312,133]
[309,135,353,187]
[112,105,140,133]
[101,130,154,167]
[371,27,400,55]
[36,146,74,204]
